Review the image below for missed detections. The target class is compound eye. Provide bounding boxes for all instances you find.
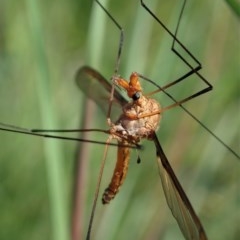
[132,92,141,101]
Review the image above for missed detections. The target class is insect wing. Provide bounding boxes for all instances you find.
[153,133,207,240]
[75,66,128,120]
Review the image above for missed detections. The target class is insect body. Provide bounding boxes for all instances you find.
[0,1,239,240]
[77,66,207,240]
[103,72,161,204]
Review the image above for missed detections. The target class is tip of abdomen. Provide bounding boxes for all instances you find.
[102,188,117,204]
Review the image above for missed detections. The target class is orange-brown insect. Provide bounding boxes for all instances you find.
[102,72,161,203]
[0,1,239,240]
[76,66,208,240]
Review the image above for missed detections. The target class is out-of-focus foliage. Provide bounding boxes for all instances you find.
[0,0,239,240]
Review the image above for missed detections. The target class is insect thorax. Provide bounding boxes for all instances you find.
[110,96,161,143]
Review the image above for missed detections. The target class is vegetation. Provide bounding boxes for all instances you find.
[0,0,239,240]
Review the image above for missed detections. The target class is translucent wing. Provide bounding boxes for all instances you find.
[152,132,207,240]
[75,66,128,120]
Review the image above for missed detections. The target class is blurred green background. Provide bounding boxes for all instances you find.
[0,0,239,240]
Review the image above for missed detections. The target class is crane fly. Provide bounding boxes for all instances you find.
[0,0,239,240]
[75,65,207,240]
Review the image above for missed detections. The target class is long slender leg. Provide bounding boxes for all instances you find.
[139,0,239,159]
[86,136,112,240]
[140,0,212,106]
[95,0,124,124]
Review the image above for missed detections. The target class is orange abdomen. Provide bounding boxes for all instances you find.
[102,144,130,204]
